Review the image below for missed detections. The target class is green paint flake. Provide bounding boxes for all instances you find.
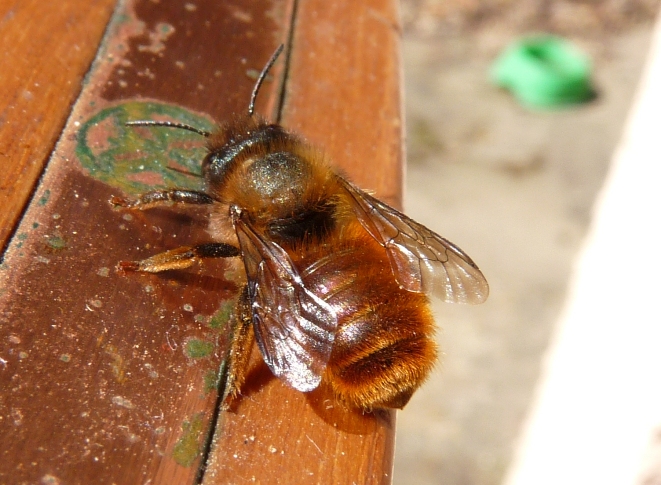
[16,232,31,250]
[185,339,214,359]
[246,68,261,80]
[209,300,235,330]
[75,101,214,195]
[203,369,221,393]
[41,474,60,485]
[38,190,51,206]
[104,345,127,383]
[159,23,174,35]
[32,222,39,229]
[46,236,67,250]
[60,354,71,363]
[172,413,205,467]
[96,267,110,277]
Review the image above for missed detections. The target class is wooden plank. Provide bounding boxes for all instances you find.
[284,0,405,206]
[0,0,403,483]
[0,0,118,253]
[201,1,402,483]
[0,1,293,483]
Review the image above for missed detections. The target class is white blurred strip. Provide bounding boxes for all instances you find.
[504,15,661,485]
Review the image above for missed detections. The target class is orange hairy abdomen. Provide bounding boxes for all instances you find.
[297,221,438,410]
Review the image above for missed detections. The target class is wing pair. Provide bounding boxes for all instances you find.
[230,178,489,392]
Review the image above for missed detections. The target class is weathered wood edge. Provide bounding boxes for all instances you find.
[0,0,118,254]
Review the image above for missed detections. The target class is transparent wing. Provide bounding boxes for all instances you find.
[339,178,489,304]
[231,207,338,392]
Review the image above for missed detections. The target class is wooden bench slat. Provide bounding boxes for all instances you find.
[0,0,117,253]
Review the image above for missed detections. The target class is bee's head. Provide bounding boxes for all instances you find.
[203,116,324,225]
[202,117,295,192]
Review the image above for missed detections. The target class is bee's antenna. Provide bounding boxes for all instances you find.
[248,44,284,117]
[125,120,211,137]
[165,164,203,178]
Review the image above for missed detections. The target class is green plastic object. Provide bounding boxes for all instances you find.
[491,36,594,108]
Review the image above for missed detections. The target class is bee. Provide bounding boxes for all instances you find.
[112,45,488,410]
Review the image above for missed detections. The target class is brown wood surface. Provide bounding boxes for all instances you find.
[0,0,403,483]
[0,0,118,254]
[284,0,405,206]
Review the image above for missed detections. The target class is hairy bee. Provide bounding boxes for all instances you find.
[112,45,488,410]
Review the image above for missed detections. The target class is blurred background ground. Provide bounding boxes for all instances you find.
[394,1,660,484]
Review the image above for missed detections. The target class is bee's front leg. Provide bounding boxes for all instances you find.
[111,189,214,210]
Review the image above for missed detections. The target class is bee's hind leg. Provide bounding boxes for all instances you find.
[118,243,240,273]
[220,286,255,410]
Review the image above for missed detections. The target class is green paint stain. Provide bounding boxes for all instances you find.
[185,339,214,359]
[60,354,71,363]
[203,369,221,393]
[41,474,60,485]
[96,267,110,277]
[75,101,214,195]
[15,233,28,250]
[172,413,205,467]
[209,299,235,330]
[46,236,67,250]
[104,345,127,383]
[38,190,51,206]
[32,222,39,229]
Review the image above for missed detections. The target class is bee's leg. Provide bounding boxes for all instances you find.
[119,243,240,273]
[221,286,254,410]
[110,189,214,210]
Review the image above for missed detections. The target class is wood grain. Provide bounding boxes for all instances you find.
[285,0,405,206]
[0,0,404,483]
[0,0,118,253]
